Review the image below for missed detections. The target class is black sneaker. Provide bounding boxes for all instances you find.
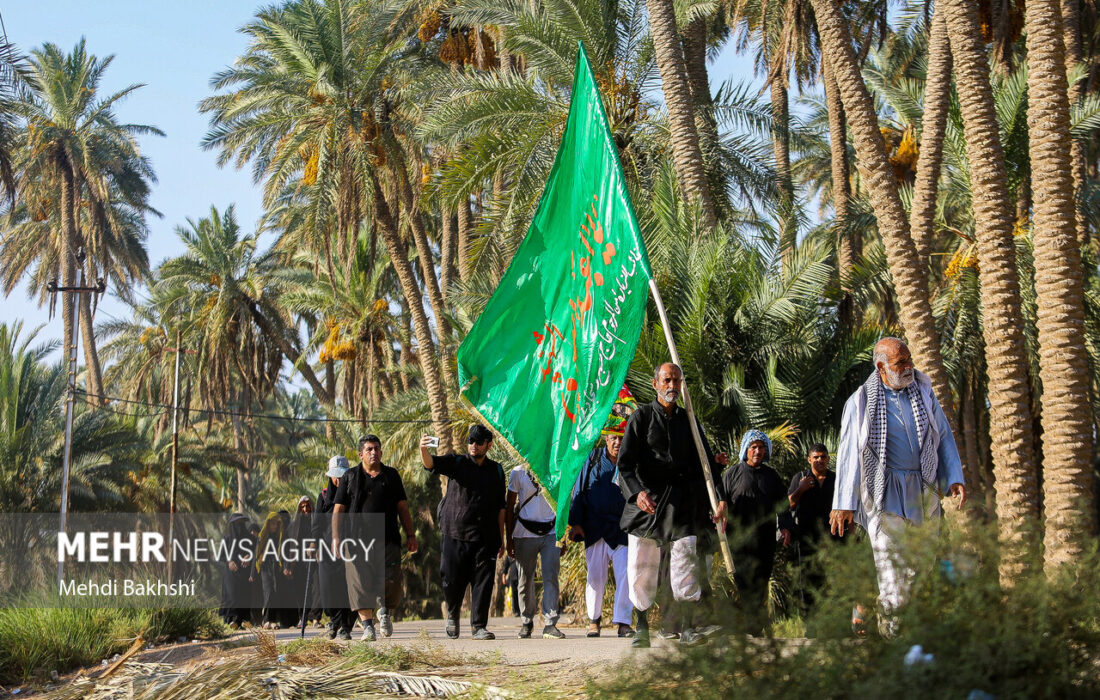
[472,627,496,640]
[337,629,351,641]
[617,624,635,638]
[445,618,459,639]
[327,625,338,640]
[631,631,650,648]
[360,620,377,642]
[542,624,565,639]
[679,628,706,647]
[518,622,533,639]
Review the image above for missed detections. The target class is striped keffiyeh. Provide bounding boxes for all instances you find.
[861,370,937,510]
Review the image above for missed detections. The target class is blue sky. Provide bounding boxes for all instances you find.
[3,1,761,351]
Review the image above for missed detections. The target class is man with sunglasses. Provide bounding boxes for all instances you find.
[420,425,507,640]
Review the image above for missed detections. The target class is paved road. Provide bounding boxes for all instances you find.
[267,616,660,666]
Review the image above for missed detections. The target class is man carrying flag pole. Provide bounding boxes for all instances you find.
[456,41,735,628]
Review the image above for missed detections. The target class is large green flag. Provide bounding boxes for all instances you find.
[457,43,653,534]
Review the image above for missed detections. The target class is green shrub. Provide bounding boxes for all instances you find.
[594,522,1100,699]
[0,606,224,683]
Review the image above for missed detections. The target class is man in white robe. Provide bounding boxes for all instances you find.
[830,337,966,631]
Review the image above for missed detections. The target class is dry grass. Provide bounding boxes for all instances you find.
[41,656,514,699]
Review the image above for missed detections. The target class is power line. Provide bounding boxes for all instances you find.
[73,390,432,425]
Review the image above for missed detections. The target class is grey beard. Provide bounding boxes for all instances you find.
[885,368,914,389]
[660,390,680,403]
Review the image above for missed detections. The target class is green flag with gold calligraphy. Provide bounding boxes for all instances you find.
[457,43,653,536]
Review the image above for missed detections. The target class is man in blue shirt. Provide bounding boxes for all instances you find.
[830,337,966,633]
[568,387,637,638]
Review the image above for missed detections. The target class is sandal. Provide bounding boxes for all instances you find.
[851,605,868,638]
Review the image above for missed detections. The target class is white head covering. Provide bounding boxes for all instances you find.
[326,455,350,478]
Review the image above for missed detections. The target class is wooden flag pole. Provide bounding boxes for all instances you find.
[647,279,736,577]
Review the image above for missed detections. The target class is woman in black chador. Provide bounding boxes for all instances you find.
[219,513,255,629]
[256,512,290,628]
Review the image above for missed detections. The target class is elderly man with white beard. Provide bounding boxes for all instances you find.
[830,337,967,635]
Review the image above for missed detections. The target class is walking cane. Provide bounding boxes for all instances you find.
[299,557,313,639]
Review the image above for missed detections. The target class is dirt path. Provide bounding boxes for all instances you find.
[268,615,655,666]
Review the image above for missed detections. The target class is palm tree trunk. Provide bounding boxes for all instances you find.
[807,0,959,424]
[909,10,952,268]
[230,403,248,513]
[246,303,333,408]
[961,376,985,516]
[682,17,719,171]
[457,196,471,284]
[373,181,452,453]
[440,208,456,303]
[644,0,717,229]
[942,0,1041,574]
[396,156,452,340]
[1023,0,1098,568]
[823,53,859,327]
[1062,0,1089,248]
[78,292,104,403]
[771,74,796,254]
[58,164,77,382]
[325,360,336,439]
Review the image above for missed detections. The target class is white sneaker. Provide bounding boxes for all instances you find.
[378,609,393,638]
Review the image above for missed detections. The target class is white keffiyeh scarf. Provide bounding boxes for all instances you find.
[861,370,938,510]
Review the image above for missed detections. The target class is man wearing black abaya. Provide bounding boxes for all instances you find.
[722,429,793,634]
[313,456,355,640]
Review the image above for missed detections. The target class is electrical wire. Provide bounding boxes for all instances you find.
[73,389,432,424]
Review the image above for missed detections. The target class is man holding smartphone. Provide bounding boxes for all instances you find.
[420,424,507,641]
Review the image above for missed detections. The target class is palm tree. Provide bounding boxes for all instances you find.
[644,0,717,228]
[201,0,452,449]
[941,0,1041,571]
[908,10,951,269]
[806,0,959,425]
[156,206,290,510]
[0,36,29,202]
[1061,0,1088,247]
[0,321,146,517]
[7,39,160,403]
[1023,0,1098,568]
[821,53,857,325]
[424,0,661,277]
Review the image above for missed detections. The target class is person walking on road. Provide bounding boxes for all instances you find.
[569,387,637,638]
[506,465,567,639]
[332,435,418,642]
[421,424,507,641]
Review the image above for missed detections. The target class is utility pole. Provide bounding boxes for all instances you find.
[50,249,105,585]
[164,333,195,584]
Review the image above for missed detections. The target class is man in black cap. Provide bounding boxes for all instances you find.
[420,425,506,640]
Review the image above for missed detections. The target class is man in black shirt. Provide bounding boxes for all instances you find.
[722,429,793,634]
[618,363,727,648]
[332,435,418,641]
[788,443,840,609]
[420,424,506,641]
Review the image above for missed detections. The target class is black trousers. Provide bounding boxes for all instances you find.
[440,534,498,630]
[733,539,776,632]
[319,559,355,632]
